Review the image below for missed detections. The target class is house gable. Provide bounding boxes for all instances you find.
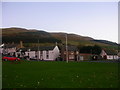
[100,49,118,60]
[100,50,107,57]
[53,46,60,60]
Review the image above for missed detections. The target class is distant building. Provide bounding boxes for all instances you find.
[100,49,118,60]
[2,44,17,56]
[79,53,93,61]
[1,41,24,56]
[61,45,79,61]
[118,52,120,60]
[17,45,60,61]
[0,44,4,56]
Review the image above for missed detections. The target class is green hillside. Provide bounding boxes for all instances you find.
[50,33,118,49]
[2,28,61,43]
[1,27,118,50]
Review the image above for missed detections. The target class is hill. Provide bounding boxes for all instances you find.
[1,27,118,50]
[92,40,118,46]
[50,33,118,47]
[51,33,93,41]
[2,27,61,43]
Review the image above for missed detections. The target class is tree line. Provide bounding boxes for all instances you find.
[78,45,102,55]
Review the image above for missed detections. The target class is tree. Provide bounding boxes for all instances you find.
[78,45,102,55]
[92,45,102,55]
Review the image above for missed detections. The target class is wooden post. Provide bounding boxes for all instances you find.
[66,34,68,63]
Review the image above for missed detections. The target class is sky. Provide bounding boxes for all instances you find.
[2,2,118,43]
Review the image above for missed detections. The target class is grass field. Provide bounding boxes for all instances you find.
[2,60,119,88]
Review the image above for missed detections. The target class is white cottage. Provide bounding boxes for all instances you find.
[2,44,17,56]
[19,45,60,61]
[100,49,118,60]
[36,46,60,61]
[25,51,36,59]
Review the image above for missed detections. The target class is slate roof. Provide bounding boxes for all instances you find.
[4,44,18,48]
[59,45,78,51]
[67,46,78,51]
[17,46,56,52]
[31,46,55,51]
[104,49,118,55]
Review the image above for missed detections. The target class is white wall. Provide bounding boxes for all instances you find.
[42,51,46,60]
[42,50,54,61]
[107,55,118,60]
[7,48,16,53]
[25,51,36,59]
[113,55,118,60]
[25,52,29,56]
[0,48,3,54]
[79,56,84,61]
[48,50,54,60]
[37,46,60,61]
[53,46,60,60]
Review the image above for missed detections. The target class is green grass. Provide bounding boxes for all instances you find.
[2,60,119,88]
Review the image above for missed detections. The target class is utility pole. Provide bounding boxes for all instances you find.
[37,39,39,61]
[55,42,58,46]
[66,34,68,63]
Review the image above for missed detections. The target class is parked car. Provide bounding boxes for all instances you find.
[2,56,20,61]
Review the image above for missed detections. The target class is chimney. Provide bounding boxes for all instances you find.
[20,41,23,48]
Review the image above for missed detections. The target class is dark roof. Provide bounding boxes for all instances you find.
[59,45,78,51]
[31,46,55,51]
[16,48,28,52]
[17,46,56,52]
[104,49,118,55]
[67,46,78,51]
[4,44,18,48]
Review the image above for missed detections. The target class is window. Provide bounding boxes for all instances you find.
[46,55,49,59]
[69,55,74,60]
[39,51,42,60]
[46,51,49,59]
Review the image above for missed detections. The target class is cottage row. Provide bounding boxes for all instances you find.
[0,43,119,61]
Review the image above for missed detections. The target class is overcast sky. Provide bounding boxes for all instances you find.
[2,2,118,43]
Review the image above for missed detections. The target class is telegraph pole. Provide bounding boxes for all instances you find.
[66,34,68,63]
[37,39,39,61]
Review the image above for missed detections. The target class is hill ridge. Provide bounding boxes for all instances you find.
[2,27,118,48]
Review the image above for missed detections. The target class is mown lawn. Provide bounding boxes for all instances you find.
[2,60,119,88]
